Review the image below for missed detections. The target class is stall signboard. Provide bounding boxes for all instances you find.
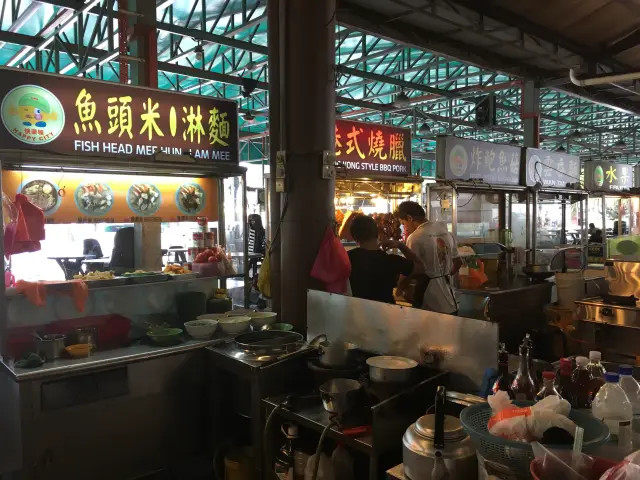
[524,148,581,188]
[0,68,238,162]
[2,170,218,223]
[436,136,521,185]
[335,119,411,177]
[583,160,633,192]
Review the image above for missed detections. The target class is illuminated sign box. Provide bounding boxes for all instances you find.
[583,160,633,192]
[0,68,238,162]
[335,119,411,178]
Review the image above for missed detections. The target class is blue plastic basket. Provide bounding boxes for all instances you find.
[459,401,610,476]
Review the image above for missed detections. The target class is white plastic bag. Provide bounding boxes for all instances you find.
[600,449,640,479]
[487,391,576,442]
[305,453,334,480]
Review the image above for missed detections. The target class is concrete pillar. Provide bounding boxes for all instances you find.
[521,80,540,148]
[274,0,336,331]
[267,0,281,314]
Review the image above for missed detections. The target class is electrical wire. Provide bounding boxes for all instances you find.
[312,417,339,480]
[457,193,475,208]
[263,402,285,480]
[268,193,289,255]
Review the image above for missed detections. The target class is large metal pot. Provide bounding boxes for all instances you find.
[234,330,304,356]
[35,334,66,361]
[319,378,362,414]
[318,341,357,367]
[366,355,418,383]
[403,386,477,479]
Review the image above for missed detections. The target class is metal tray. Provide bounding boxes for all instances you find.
[167,273,199,281]
[126,274,171,284]
[84,277,129,288]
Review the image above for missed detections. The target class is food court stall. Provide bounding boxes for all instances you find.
[0,68,249,479]
[583,160,639,267]
[334,119,422,241]
[430,136,560,352]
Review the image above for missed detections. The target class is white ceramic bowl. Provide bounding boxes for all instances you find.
[218,316,251,335]
[245,311,277,328]
[196,313,230,321]
[184,319,218,339]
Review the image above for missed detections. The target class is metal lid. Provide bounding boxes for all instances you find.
[415,414,466,442]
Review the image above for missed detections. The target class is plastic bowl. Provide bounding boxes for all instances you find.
[184,319,218,339]
[269,323,294,331]
[147,327,183,346]
[218,316,251,335]
[65,343,91,358]
[245,311,277,328]
[196,313,229,321]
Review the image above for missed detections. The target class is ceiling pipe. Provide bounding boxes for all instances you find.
[569,68,640,87]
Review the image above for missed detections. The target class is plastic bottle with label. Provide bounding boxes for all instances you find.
[618,365,640,449]
[592,372,633,454]
[587,350,606,399]
[571,356,593,409]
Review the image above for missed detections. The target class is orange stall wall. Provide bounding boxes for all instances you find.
[2,170,218,224]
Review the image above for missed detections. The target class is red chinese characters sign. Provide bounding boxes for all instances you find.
[335,119,411,177]
[0,68,238,162]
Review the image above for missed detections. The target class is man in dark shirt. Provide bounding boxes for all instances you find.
[348,215,422,304]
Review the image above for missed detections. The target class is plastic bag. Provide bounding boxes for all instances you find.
[257,246,271,298]
[310,227,351,294]
[599,449,640,479]
[488,391,575,442]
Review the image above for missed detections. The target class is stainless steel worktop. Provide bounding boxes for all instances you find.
[2,335,234,382]
[456,276,552,297]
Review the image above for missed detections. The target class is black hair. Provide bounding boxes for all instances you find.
[589,223,595,228]
[350,215,378,243]
[396,201,426,220]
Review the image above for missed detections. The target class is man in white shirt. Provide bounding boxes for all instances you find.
[396,201,462,314]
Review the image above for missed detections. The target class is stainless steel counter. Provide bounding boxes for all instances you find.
[2,335,233,382]
[457,276,552,297]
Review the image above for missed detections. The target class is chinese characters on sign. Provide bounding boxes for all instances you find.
[437,136,521,185]
[583,161,633,192]
[0,68,238,162]
[335,119,411,177]
[524,148,581,187]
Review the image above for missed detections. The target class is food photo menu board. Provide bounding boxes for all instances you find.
[2,170,218,223]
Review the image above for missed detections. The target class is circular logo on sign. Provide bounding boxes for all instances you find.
[448,145,468,177]
[528,154,541,183]
[594,165,604,188]
[1,85,65,145]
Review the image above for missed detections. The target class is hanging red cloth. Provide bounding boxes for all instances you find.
[311,226,351,294]
[7,194,45,255]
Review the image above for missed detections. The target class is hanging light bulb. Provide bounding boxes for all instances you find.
[194,43,204,61]
[417,122,431,135]
[393,89,411,108]
[243,110,256,124]
[570,129,582,139]
[508,137,519,146]
[556,145,566,152]
[614,138,627,151]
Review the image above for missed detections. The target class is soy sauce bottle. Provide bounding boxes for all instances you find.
[511,341,537,401]
[492,343,515,399]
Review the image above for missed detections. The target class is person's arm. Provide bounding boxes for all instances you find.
[380,239,424,274]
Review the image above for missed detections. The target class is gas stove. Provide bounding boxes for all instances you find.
[576,296,640,329]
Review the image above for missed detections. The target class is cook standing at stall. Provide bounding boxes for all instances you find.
[396,201,462,314]
[348,214,423,304]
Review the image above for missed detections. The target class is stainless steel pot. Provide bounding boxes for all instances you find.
[319,378,362,414]
[366,355,418,383]
[318,341,357,367]
[234,330,304,356]
[403,386,477,480]
[35,334,67,361]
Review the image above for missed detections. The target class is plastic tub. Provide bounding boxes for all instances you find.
[530,456,617,479]
[555,271,585,309]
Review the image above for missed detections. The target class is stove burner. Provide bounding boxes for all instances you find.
[602,293,638,306]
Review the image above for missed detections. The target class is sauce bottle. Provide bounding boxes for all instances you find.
[555,358,574,399]
[511,341,537,401]
[571,356,593,409]
[535,371,562,401]
[587,350,606,399]
[492,343,515,399]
